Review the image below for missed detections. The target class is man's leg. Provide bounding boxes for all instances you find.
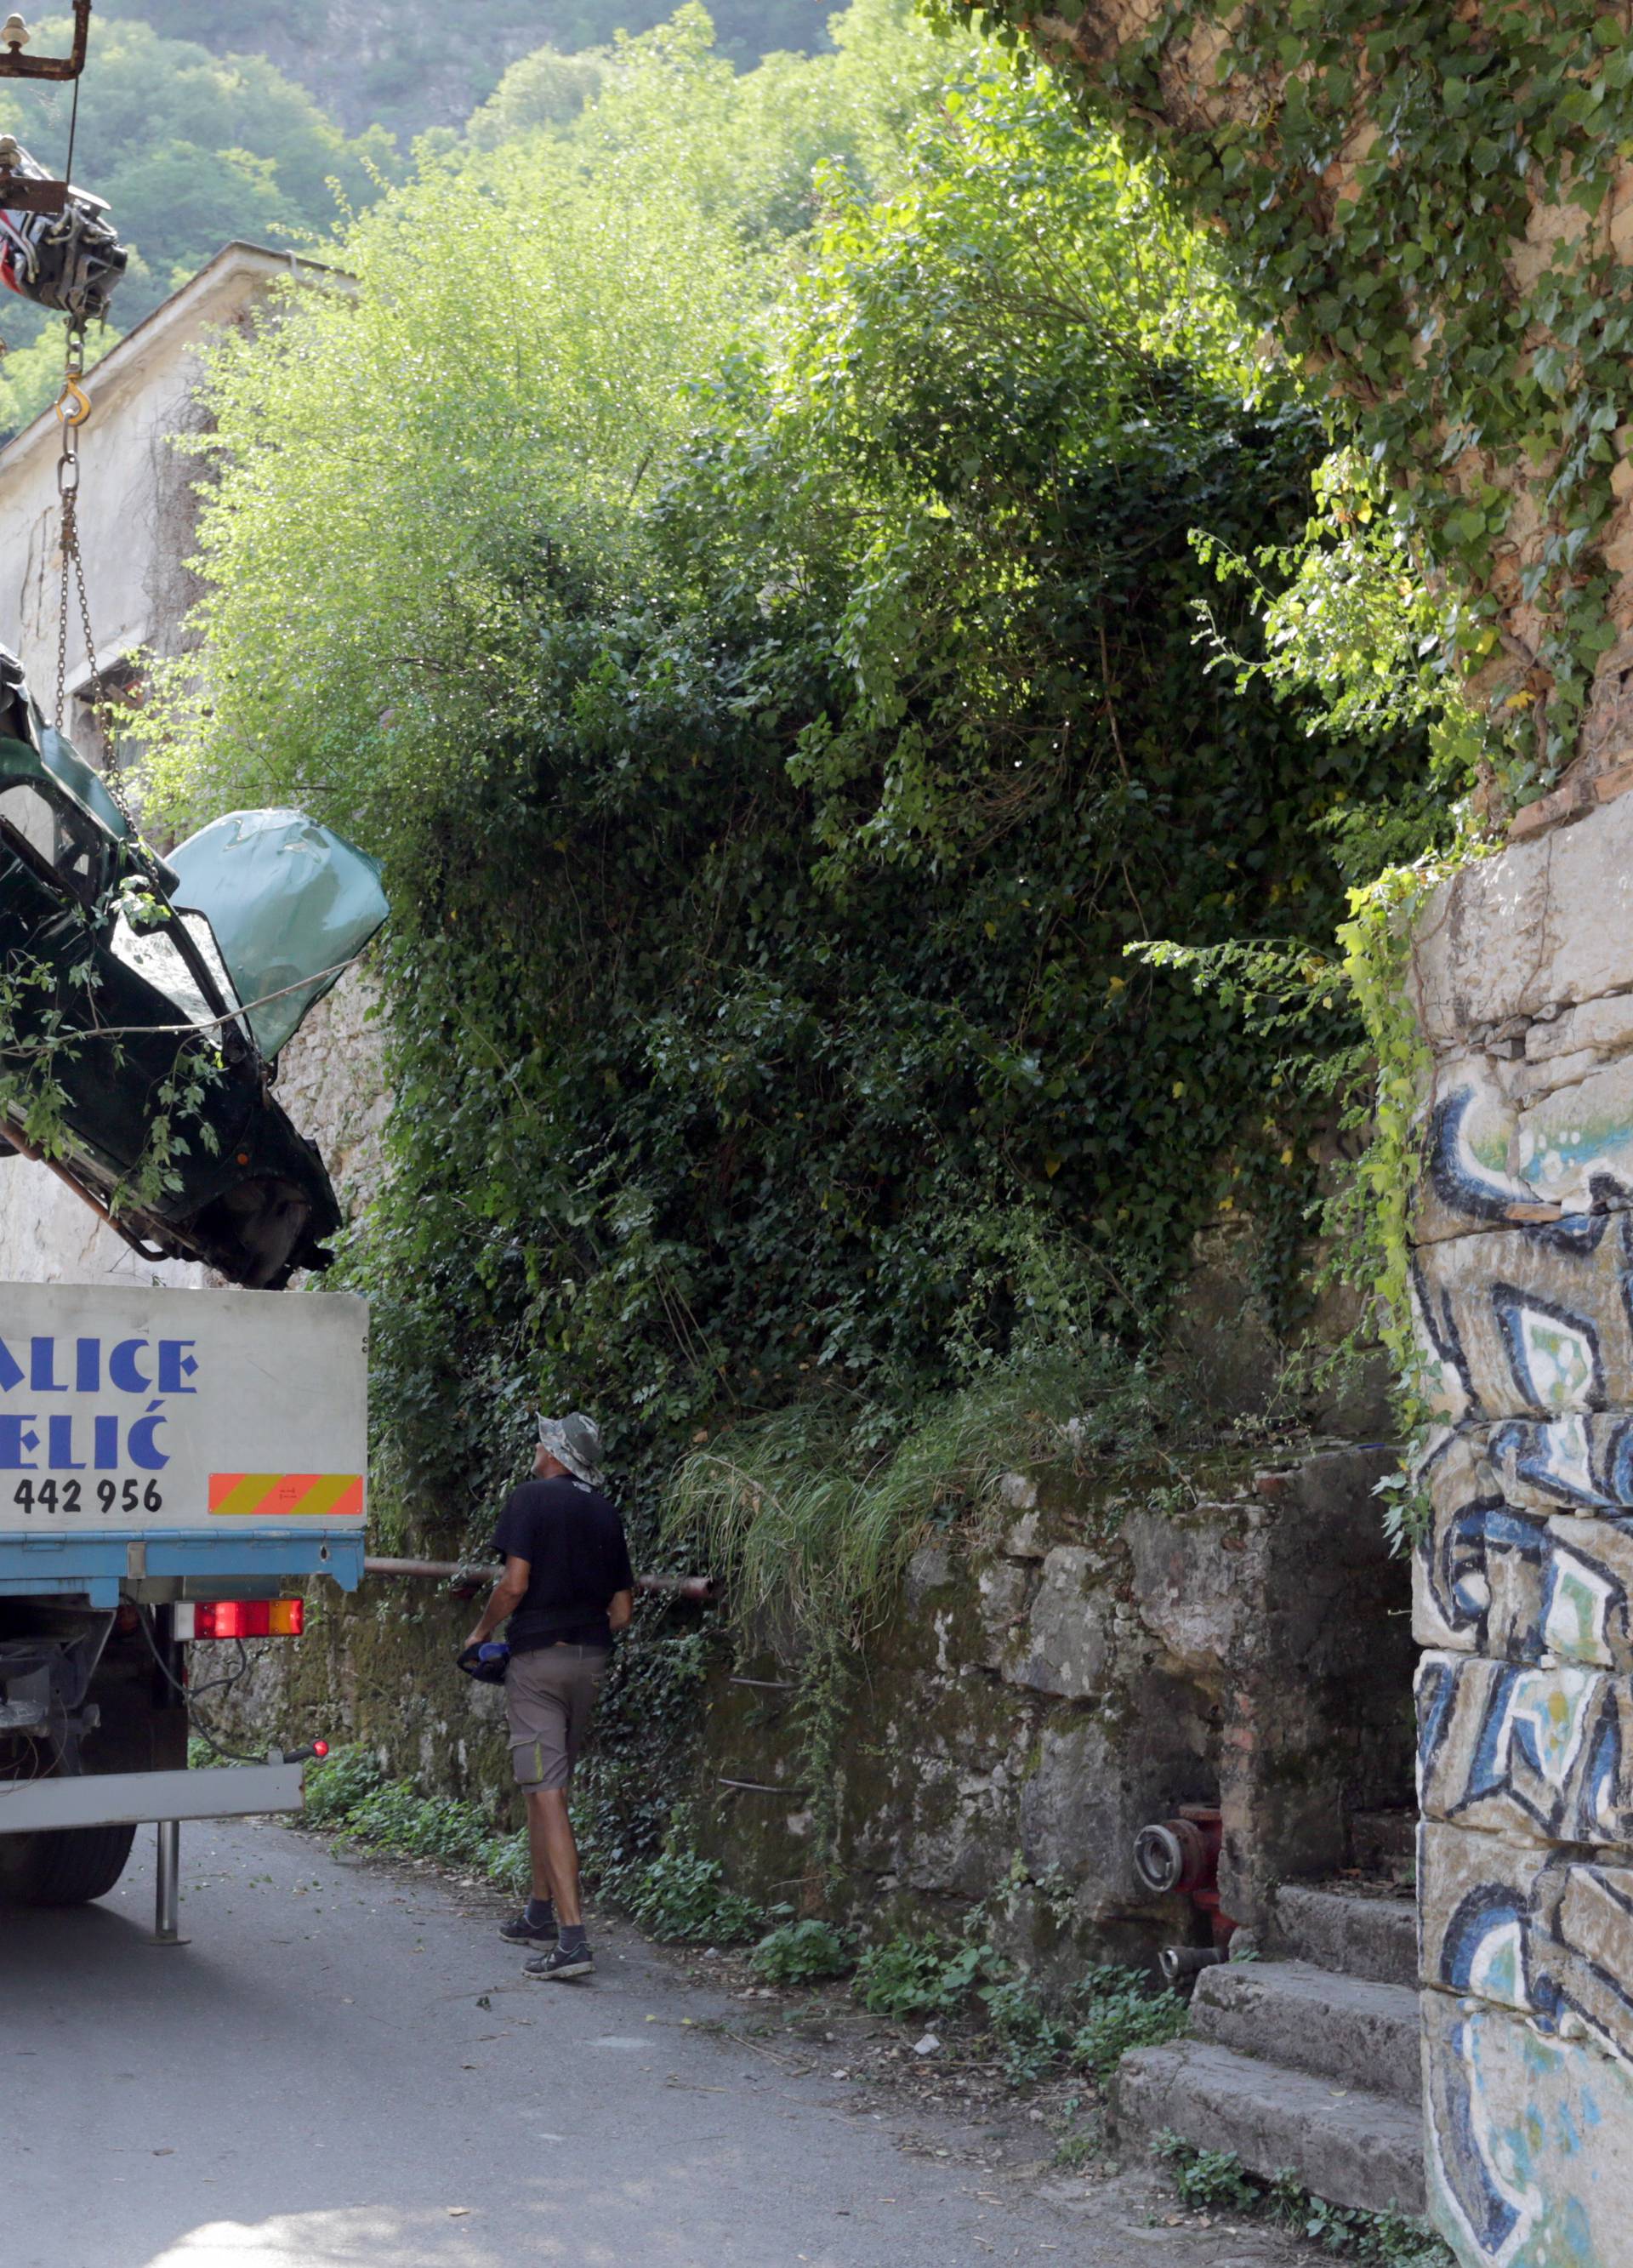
[526,1785,583,1926]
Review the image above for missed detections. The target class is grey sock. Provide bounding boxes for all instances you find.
[526,1896,555,1928]
[559,1923,589,1954]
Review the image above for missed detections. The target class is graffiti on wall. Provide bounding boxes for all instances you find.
[1413,1063,1633,2266]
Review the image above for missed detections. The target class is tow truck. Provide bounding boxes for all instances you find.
[0,7,382,1935]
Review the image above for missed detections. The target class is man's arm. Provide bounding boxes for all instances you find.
[464,1555,531,1650]
[607,1587,634,1635]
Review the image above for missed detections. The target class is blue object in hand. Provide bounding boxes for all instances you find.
[457,1640,510,1685]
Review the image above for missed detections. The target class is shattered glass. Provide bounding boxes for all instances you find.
[107,903,242,1040]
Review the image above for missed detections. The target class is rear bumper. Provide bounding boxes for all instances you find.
[0,1762,304,1834]
[0,1527,366,1607]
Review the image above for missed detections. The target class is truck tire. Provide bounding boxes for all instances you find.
[2,1821,137,1906]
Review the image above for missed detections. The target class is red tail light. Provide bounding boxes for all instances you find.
[175,1598,304,1640]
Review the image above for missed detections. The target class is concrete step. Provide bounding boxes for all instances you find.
[1114,2037,1425,2218]
[1191,1959,1421,2106]
[1272,1884,1417,1988]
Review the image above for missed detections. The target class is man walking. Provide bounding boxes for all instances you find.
[463,1411,634,1982]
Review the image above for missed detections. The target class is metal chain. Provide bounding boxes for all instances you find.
[52,311,134,824]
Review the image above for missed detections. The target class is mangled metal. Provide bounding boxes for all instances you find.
[0,645,388,1287]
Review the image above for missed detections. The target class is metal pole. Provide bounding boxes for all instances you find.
[152,1818,188,1946]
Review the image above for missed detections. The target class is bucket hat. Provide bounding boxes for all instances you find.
[538,1410,605,1487]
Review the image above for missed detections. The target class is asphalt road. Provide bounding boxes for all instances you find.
[2,1818,1306,2268]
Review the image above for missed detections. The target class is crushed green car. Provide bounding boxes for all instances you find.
[0,647,387,1288]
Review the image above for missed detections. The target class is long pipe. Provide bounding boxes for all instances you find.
[362,1556,714,1604]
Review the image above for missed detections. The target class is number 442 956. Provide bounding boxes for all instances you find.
[12,1478,164,1514]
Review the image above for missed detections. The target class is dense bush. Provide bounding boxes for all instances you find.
[139,28,1432,1569]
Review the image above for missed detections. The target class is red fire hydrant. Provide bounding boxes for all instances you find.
[1132,1804,1238,1982]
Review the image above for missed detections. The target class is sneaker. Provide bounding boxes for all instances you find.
[499,1911,557,1946]
[526,1940,594,1982]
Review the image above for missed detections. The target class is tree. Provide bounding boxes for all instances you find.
[137,26,1426,1518]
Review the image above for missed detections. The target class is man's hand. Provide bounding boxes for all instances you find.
[466,1555,532,1650]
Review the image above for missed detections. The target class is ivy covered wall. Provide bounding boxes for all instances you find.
[140,22,1433,1548]
[947,1,1633,814]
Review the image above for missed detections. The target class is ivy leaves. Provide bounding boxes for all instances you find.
[959,0,1633,798]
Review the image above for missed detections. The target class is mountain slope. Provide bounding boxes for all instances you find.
[94,1,834,140]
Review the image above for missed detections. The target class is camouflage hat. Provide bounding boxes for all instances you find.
[537,1410,605,1487]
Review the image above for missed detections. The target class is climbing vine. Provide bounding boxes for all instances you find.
[938,0,1633,799]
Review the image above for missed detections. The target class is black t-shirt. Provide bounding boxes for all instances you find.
[491,1476,634,1653]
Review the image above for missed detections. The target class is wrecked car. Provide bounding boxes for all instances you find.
[0,647,387,1286]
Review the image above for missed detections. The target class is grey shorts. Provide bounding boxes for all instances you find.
[505,1644,608,1792]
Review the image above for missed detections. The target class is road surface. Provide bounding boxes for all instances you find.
[3,1816,1306,2268]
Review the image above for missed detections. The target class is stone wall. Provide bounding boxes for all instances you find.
[1409,796,1633,2265]
[690,1443,1413,1976]
[197,1436,1414,1986]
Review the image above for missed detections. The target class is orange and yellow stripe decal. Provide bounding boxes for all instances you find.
[208,1473,364,1521]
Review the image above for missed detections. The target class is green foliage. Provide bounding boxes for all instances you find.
[1192,449,1492,812]
[298,1736,770,1923]
[947,0,1633,800]
[300,1741,386,1826]
[1153,2135,1454,2265]
[750,1918,854,1982]
[1067,1963,1189,2079]
[624,1838,771,1943]
[136,47,1433,1582]
[854,1929,988,2018]
[851,1935,1186,2086]
[298,1743,532,1892]
[1155,2133,1264,2214]
[664,1337,1158,1655]
[465,46,614,145]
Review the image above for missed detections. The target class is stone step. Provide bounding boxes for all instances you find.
[1114,2037,1425,2219]
[1272,1883,1417,1988]
[1191,1959,1421,2105]
[1349,1808,1417,1872]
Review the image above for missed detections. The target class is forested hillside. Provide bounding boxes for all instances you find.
[94,0,831,137]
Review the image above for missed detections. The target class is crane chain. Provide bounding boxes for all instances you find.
[52,312,133,826]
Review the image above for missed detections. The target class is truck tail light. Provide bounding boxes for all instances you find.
[175,1598,304,1640]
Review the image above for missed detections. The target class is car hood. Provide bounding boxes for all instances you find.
[167,808,390,1059]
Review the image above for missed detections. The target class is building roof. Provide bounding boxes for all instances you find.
[0,240,346,478]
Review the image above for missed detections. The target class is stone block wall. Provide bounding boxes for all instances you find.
[692,1445,1414,1976]
[1410,796,1633,2265]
